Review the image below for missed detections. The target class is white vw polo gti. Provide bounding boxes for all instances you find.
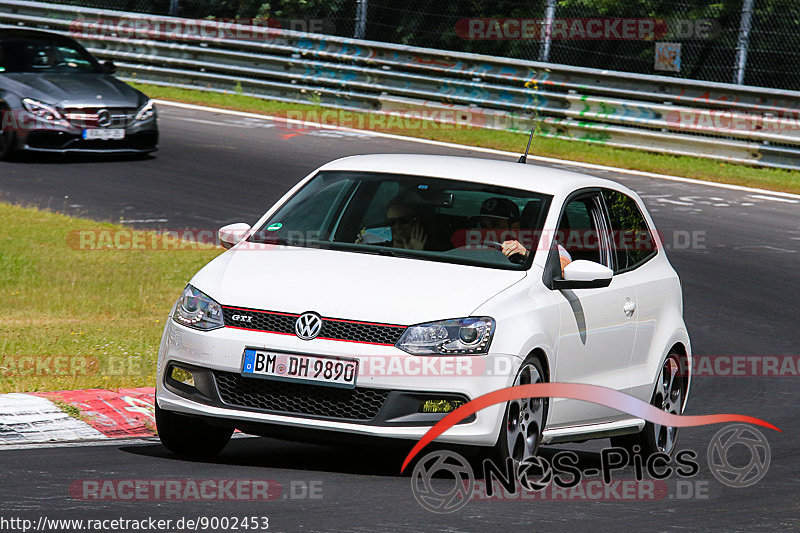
[155,154,691,464]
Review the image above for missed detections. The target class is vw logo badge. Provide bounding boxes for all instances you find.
[97,109,112,127]
[295,312,322,340]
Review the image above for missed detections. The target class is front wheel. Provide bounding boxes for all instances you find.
[0,107,16,161]
[611,352,684,457]
[492,357,547,467]
[155,404,233,458]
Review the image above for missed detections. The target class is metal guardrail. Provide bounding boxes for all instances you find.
[3,0,800,169]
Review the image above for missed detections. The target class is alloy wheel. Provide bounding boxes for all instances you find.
[652,355,682,454]
[505,362,545,464]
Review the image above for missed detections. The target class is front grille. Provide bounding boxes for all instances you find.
[64,107,136,128]
[213,371,388,422]
[222,307,407,345]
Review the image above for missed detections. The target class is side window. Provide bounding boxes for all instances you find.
[556,194,608,266]
[266,177,353,241]
[56,46,91,68]
[602,189,656,272]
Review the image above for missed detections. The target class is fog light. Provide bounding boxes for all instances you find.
[420,399,465,413]
[170,366,195,388]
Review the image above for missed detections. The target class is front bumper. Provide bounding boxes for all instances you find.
[156,319,520,447]
[15,114,158,153]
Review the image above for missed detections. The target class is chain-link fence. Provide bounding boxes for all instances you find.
[34,0,800,90]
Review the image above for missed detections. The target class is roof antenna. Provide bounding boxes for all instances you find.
[517,128,535,164]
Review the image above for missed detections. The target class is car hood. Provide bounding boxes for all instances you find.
[190,245,527,325]
[2,72,144,108]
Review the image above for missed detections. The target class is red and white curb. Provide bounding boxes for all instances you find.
[0,388,156,445]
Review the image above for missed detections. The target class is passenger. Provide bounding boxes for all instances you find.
[356,197,428,251]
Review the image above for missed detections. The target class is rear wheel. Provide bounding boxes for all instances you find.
[155,404,233,458]
[492,357,547,467]
[611,352,684,457]
[0,106,16,161]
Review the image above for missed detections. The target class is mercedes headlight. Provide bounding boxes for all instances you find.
[172,285,224,331]
[22,98,63,121]
[135,99,156,121]
[396,317,495,355]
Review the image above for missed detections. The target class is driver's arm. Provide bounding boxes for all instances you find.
[558,244,572,275]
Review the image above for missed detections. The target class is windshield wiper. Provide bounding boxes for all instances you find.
[250,236,291,245]
[311,241,414,259]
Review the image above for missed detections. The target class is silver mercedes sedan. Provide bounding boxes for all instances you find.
[0,28,158,159]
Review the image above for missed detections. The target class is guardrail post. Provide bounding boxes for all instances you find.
[734,0,755,85]
[354,0,368,39]
[538,0,556,62]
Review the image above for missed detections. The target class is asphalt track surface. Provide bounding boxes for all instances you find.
[1,103,799,532]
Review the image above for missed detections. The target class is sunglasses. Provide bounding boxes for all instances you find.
[386,214,417,227]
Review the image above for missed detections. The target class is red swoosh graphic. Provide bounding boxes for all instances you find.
[400,383,781,472]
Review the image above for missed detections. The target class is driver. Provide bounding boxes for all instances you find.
[473,197,528,260]
[474,197,572,273]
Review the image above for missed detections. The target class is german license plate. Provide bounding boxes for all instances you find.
[241,349,357,389]
[82,128,125,140]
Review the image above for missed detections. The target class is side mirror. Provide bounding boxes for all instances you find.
[553,260,613,290]
[102,60,117,74]
[218,223,251,250]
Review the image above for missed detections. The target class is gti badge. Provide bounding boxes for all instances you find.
[295,312,322,340]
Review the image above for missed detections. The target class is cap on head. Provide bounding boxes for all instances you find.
[480,197,520,223]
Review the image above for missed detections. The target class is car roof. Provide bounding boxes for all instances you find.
[318,154,627,197]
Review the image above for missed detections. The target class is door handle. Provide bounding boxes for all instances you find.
[623,299,636,317]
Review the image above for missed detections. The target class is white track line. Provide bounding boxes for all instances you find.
[0,437,156,451]
[155,99,800,200]
[748,194,800,204]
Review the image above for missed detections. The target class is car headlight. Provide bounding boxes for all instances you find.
[172,285,224,331]
[135,99,156,121]
[22,98,63,121]
[396,317,495,355]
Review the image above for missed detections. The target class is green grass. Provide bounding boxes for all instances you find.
[0,202,222,393]
[51,398,86,421]
[132,82,800,195]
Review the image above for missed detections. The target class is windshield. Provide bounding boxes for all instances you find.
[0,38,102,73]
[249,171,552,270]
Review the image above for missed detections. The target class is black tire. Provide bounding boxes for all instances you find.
[491,357,548,467]
[610,351,684,458]
[155,404,233,458]
[0,106,16,161]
